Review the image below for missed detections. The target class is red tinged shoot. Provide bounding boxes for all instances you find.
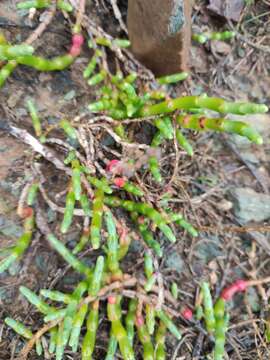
[181,307,193,321]
[220,279,248,301]
[69,34,84,57]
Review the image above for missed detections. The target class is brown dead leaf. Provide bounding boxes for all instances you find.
[208,0,245,21]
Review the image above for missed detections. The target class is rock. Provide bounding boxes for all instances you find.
[229,187,270,223]
[164,251,185,274]
[246,287,260,312]
[0,215,23,238]
[208,0,245,21]
[194,235,224,264]
[127,0,191,75]
[228,114,270,149]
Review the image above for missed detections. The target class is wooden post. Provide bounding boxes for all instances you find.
[127,0,191,76]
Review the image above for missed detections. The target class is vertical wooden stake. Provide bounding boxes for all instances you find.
[127,0,191,76]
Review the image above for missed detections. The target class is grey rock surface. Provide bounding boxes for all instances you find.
[229,187,270,223]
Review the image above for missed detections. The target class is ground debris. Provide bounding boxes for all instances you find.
[207,0,245,21]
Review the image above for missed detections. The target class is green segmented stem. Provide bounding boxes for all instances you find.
[174,217,198,237]
[156,310,181,340]
[96,37,130,49]
[149,156,162,183]
[20,286,53,314]
[88,99,111,112]
[90,189,104,249]
[40,289,73,304]
[114,124,128,140]
[55,322,65,360]
[83,50,102,78]
[155,321,166,360]
[153,116,174,140]
[57,0,73,11]
[73,230,89,254]
[69,303,88,352]
[166,210,198,237]
[47,233,90,275]
[5,318,33,339]
[26,99,42,137]
[144,274,157,292]
[111,71,123,84]
[125,72,137,83]
[193,31,235,44]
[17,0,51,9]
[35,339,43,355]
[56,283,87,360]
[16,54,74,71]
[88,256,104,296]
[0,213,34,274]
[177,114,263,144]
[132,214,163,257]
[119,93,138,117]
[80,194,91,217]
[71,162,82,201]
[140,95,268,117]
[64,150,76,165]
[195,305,203,321]
[151,131,165,147]
[44,309,67,322]
[49,326,58,354]
[149,91,166,100]
[59,119,77,140]
[145,304,155,335]
[107,297,135,360]
[157,72,189,85]
[104,196,176,243]
[60,190,75,233]
[144,251,153,279]
[136,319,155,360]
[0,233,32,273]
[122,181,144,197]
[117,230,132,261]
[175,129,193,156]
[214,298,227,360]
[113,39,131,48]
[125,299,137,345]
[95,37,112,47]
[265,321,270,343]
[171,283,178,300]
[0,60,17,87]
[192,33,208,44]
[88,176,112,194]
[108,108,127,120]
[88,70,106,86]
[0,44,34,60]
[118,82,137,98]
[201,282,216,334]
[105,329,118,360]
[105,211,119,273]
[27,183,39,206]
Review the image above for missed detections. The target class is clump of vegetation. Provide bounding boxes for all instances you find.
[1,1,269,359]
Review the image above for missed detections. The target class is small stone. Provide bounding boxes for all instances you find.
[217,199,233,212]
[246,287,260,312]
[165,251,185,274]
[63,90,76,101]
[0,216,23,238]
[229,187,270,223]
[194,235,223,264]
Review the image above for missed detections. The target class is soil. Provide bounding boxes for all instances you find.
[0,1,270,359]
